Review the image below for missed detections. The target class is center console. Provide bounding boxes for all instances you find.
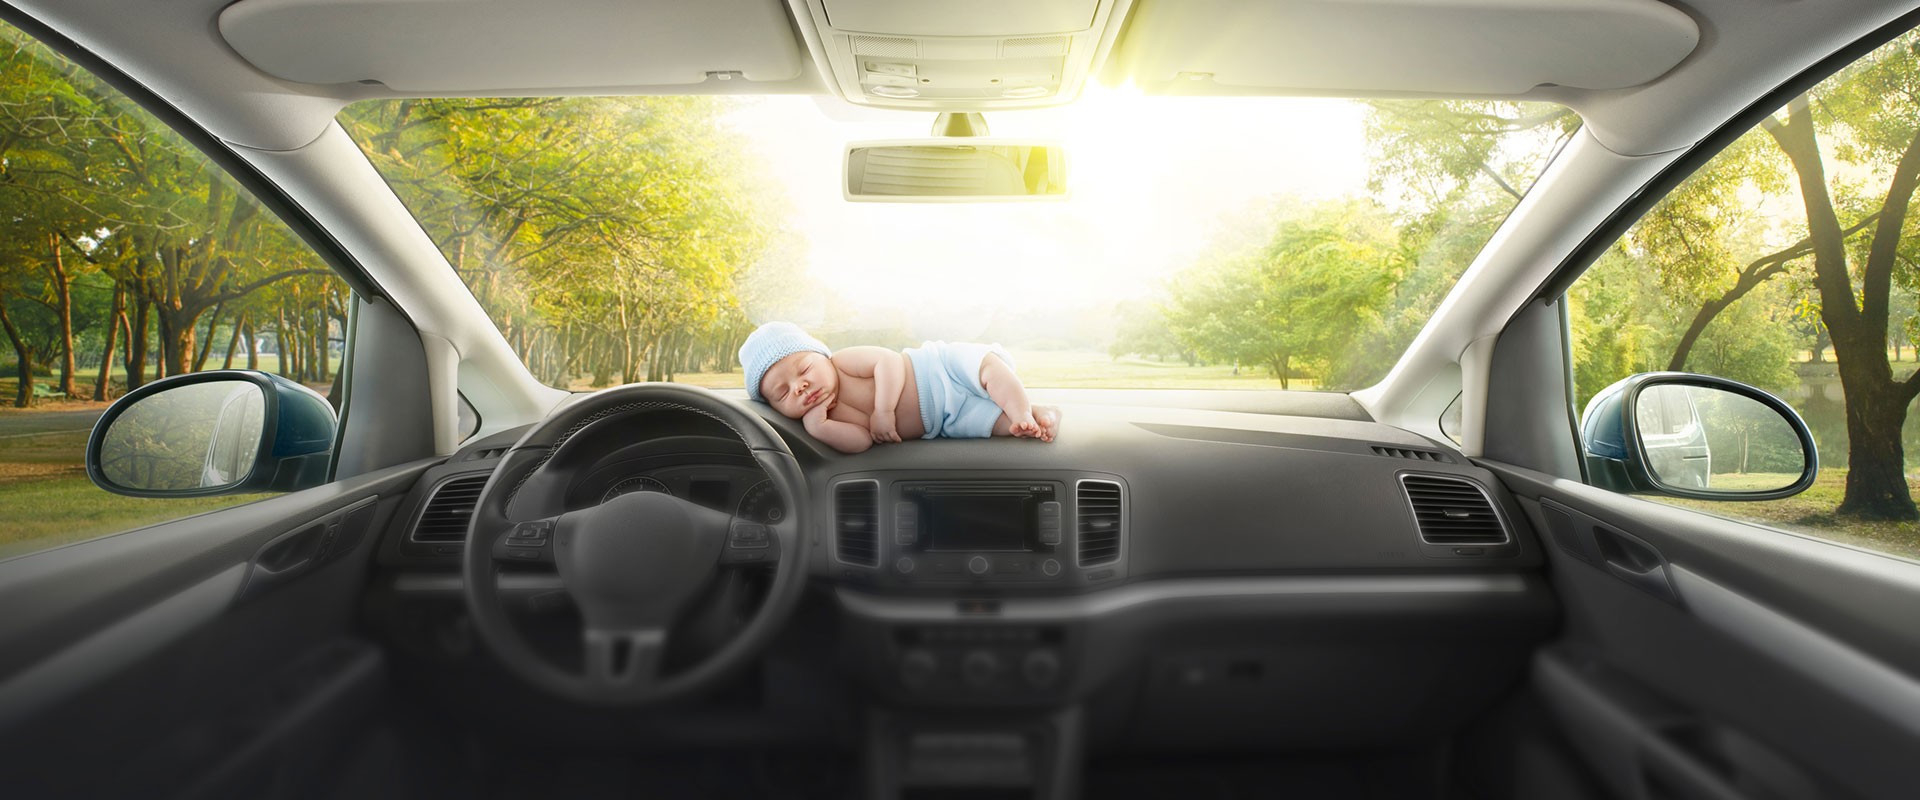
[829,473,1127,799]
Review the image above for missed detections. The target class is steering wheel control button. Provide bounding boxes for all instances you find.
[1040,558,1062,577]
[967,556,991,576]
[507,520,553,546]
[894,502,919,546]
[1037,501,1062,545]
[896,556,916,575]
[728,522,771,549]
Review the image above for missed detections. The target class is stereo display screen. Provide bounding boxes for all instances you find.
[925,494,1029,552]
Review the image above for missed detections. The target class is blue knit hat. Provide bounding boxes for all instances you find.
[739,322,831,402]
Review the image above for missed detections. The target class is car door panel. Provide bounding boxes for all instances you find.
[1487,461,1920,800]
[0,458,433,799]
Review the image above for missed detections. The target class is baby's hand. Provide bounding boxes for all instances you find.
[802,398,834,430]
[870,409,901,443]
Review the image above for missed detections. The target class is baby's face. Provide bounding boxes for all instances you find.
[760,351,837,419]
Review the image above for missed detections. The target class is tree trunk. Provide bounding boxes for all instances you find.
[124,296,150,391]
[157,309,198,378]
[95,284,124,401]
[49,239,79,398]
[223,310,248,369]
[0,300,34,408]
[244,320,259,371]
[193,303,223,372]
[1834,378,1917,518]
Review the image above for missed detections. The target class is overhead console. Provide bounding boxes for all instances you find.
[788,0,1135,109]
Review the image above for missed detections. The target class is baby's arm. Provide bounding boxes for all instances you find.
[804,401,874,454]
[831,346,905,443]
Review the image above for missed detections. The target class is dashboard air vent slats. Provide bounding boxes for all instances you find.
[411,474,490,543]
[1400,475,1508,545]
[1372,446,1454,463]
[835,481,880,567]
[1076,481,1123,567]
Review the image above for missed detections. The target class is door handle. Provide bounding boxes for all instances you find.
[1592,525,1679,605]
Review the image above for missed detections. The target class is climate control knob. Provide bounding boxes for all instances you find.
[1023,649,1062,687]
[961,650,1000,687]
[899,649,937,690]
[967,556,991,576]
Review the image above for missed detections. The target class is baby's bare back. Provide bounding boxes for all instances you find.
[827,350,925,439]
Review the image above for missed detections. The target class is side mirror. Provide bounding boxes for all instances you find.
[1580,373,1817,500]
[86,370,337,498]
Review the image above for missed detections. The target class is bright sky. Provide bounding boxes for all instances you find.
[725,88,1371,330]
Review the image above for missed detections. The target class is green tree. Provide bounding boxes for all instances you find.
[1166,199,1401,388]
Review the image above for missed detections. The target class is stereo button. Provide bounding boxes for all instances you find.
[1040,559,1062,577]
[968,556,991,576]
[1037,501,1062,545]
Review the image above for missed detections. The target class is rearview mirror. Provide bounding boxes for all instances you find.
[845,140,1068,201]
[87,370,337,498]
[1580,373,1817,500]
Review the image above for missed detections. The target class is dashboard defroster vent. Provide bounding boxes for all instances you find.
[410,473,490,543]
[1372,445,1454,463]
[1400,474,1508,545]
[1076,480,1123,567]
[835,481,881,567]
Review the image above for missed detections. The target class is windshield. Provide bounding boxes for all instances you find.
[340,93,1572,392]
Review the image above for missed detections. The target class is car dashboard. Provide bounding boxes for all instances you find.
[364,395,1556,763]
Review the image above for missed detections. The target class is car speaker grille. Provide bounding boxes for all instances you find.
[1400,474,1507,545]
[1076,481,1122,566]
[411,474,490,543]
[835,481,880,566]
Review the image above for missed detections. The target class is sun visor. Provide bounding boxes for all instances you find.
[1108,0,1700,95]
[218,0,805,91]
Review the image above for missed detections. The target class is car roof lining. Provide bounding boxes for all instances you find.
[4,0,1912,157]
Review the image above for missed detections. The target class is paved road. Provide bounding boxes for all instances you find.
[0,408,106,439]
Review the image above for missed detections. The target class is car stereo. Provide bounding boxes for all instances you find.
[892,481,1064,581]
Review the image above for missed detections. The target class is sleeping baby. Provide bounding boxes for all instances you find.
[739,322,1060,454]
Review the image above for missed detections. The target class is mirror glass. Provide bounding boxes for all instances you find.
[99,380,265,492]
[846,143,1067,200]
[1635,383,1805,493]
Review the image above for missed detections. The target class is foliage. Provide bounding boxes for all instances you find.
[340,97,776,385]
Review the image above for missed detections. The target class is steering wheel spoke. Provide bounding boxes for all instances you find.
[583,627,668,688]
[489,516,559,565]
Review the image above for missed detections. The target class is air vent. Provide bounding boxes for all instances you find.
[1373,446,1454,463]
[410,473,490,543]
[463,446,509,462]
[1076,480,1122,566]
[835,481,880,567]
[1400,474,1508,545]
[850,35,919,58]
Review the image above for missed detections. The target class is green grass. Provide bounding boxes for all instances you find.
[1653,468,1920,561]
[0,474,264,560]
[0,408,266,560]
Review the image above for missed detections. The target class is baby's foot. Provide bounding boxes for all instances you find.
[1030,405,1060,443]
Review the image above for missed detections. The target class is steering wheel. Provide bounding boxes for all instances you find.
[462,383,809,705]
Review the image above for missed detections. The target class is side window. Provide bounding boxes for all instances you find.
[1568,29,1920,560]
[0,23,347,559]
